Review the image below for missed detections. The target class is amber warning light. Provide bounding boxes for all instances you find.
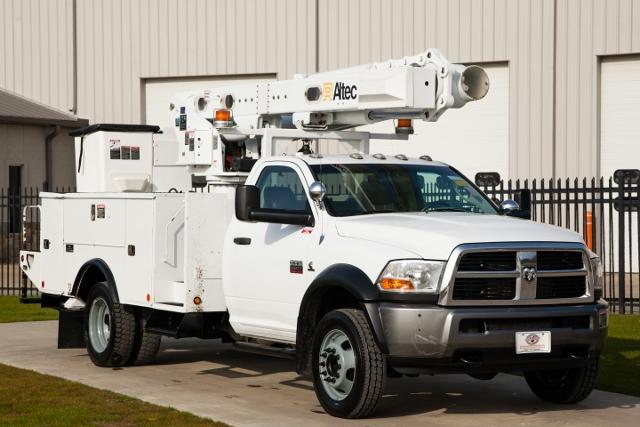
[214,109,234,127]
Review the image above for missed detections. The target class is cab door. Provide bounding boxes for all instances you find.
[224,162,320,343]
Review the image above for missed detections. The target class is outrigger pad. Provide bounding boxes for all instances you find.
[58,310,85,349]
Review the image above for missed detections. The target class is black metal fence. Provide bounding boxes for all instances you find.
[2,176,639,313]
[477,170,640,314]
[0,187,73,298]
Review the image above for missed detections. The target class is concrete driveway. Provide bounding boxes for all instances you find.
[0,320,638,426]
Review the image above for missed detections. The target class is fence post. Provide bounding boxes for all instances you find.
[617,174,627,314]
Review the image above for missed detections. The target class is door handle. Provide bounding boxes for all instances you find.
[233,237,252,245]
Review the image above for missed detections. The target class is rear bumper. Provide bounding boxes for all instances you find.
[367,300,608,374]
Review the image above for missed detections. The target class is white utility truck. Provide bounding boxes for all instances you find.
[20,49,607,418]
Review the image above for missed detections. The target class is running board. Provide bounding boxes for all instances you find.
[233,342,296,360]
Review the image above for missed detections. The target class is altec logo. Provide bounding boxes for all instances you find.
[322,82,358,101]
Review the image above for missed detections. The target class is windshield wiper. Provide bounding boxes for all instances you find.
[423,207,467,213]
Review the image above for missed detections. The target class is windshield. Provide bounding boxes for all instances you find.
[310,163,498,217]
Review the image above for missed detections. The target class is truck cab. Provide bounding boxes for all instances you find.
[224,154,607,417]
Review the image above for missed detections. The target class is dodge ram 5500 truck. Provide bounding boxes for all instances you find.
[19,50,607,418]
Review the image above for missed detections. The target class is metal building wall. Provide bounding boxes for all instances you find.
[0,0,74,113]
[74,0,316,125]
[319,0,556,180]
[554,0,640,178]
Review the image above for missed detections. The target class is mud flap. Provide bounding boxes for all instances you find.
[58,310,85,349]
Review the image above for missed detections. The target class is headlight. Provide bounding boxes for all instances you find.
[590,256,603,298]
[377,260,445,293]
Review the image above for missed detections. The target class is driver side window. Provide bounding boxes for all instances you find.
[255,166,311,212]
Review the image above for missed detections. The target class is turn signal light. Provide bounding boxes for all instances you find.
[395,118,414,135]
[379,278,415,290]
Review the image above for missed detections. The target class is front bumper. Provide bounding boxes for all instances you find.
[367,300,608,375]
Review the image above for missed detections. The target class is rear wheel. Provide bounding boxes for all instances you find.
[524,359,599,404]
[128,313,162,365]
[84,282,135,367]
[312,309,386,418]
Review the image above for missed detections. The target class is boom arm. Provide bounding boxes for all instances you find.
[171,49,489,132]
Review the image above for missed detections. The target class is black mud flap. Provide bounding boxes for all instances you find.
[58,310,85,349]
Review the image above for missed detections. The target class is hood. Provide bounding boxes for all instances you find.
[334,212,584,260]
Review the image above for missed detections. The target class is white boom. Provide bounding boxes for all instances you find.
[170,48,488,131]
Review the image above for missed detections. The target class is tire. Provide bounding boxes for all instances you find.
[128,313,162,366]
[84,282,136,367]
[311,309,386,418]
[524,359,599,404]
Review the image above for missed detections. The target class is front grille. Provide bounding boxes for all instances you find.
[457,252,516,271]
[537,251,584,270]
[448,246,590,305]
[537,276,586,299]
[452,278,515,300]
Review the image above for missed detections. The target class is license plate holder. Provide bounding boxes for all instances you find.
[515,331,551,354]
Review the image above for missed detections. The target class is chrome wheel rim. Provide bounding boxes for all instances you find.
[319,329,356,401]
[88,297,111,353]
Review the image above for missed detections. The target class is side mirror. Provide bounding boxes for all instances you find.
[500,199,520,213]
[235,185,259,221]
[514,189,531,211]
[309,181,326,202]
[500,198,531,220]
[235,184,315,227]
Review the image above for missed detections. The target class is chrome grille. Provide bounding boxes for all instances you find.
[444,244,592,306]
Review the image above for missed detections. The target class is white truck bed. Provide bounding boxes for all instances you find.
[24,191,234,313]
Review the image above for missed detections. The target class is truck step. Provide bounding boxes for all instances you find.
[233,341,296,360]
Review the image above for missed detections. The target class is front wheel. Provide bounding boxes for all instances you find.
[524,359,599,404]
[312,309,386,418]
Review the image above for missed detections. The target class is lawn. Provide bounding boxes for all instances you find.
[0,296,58,323]
[0,363,225,426]
[597,314,640,397]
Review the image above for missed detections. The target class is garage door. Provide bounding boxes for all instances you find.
[359,64,509,181]
[601,57,640,178]
[144,74,276,127]
[601,57,640,272]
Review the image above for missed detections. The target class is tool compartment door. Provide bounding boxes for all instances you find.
[183,192,231,312]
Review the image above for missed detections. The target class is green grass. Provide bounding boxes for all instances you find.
[0,296,58,323]
[0,363,226,426]
[597,314,640,397]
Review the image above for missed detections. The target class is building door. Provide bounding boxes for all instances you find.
[8,165,21,233]
[600,56,640,272]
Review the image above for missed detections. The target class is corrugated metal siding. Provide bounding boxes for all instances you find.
[318,0,555,179]
[0,0,74,113]
[555,0,640,178]
[75,0,316,124]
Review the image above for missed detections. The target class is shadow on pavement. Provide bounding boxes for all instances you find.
[153,337,639,419]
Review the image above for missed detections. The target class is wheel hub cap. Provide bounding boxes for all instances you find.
[88,297,111,353]
[318,329,356,401]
